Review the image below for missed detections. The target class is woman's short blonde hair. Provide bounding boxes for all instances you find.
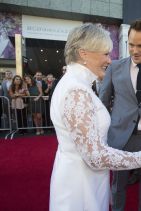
[64,23,113,64]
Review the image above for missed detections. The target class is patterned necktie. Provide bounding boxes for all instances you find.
[136,64,141,104]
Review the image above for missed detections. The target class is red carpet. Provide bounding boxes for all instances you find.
[0,135,139,211]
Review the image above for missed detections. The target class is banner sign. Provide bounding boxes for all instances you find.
[22,15,82,41]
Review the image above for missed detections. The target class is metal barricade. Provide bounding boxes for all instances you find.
[10,96,54,138]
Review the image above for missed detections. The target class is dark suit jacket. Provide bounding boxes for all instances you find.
[99,57,140,149]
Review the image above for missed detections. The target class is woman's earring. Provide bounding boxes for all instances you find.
[83,61,87,65]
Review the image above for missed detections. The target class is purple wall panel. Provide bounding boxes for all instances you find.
[104,24,119,60]
[0,12,22,59]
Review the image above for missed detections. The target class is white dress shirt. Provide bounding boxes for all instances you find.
[130,60,141,130]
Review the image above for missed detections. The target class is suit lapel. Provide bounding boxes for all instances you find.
[124,57,138,102]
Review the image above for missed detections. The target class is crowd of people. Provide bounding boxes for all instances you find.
[0,70,64,135]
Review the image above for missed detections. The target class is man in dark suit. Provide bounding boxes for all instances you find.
[99,19,141,211]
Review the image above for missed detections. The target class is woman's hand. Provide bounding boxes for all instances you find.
[14,93,20,97]
[34,96,40,101]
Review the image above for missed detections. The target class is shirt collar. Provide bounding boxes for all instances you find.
[67,63,98,87]
[131,59,137,68]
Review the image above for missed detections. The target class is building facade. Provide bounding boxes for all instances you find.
[0,0,125,79]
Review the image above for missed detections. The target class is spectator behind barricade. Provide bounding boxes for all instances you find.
[45,74,54,87]
[44,74,57,99]
[47,66,67,99]
[62,65,67,75]
[1,70,13,98]
[9,75,29,134]
[1,70,13,124]
[34,71,47,95]
[42,74,46,82]
[24,75,44,135]
[44,71,67,127]
[44,74,57,126]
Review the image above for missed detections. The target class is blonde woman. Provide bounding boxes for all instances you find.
[50,23,141,211]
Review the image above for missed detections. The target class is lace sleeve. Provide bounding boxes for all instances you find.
[63,88,141,170]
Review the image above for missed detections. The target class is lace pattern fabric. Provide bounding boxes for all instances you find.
[63,88,141,170]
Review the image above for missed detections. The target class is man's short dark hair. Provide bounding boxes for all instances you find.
[128,19,141,36]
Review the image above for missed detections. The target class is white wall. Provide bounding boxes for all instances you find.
[119,24,130,59]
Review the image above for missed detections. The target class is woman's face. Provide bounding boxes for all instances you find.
[47,75,54,82]
[14,77,22,85]
[79,49,111,80]
[25,76,31,84]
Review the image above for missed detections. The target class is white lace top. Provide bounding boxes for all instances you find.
[51,63,141,171]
